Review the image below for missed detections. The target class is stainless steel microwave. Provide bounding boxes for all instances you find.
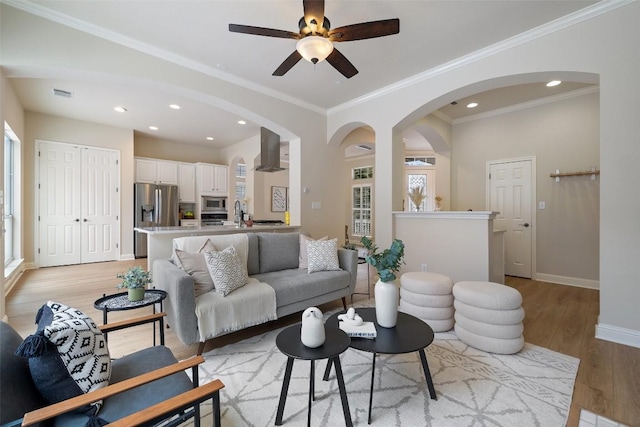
[201,196,227,213]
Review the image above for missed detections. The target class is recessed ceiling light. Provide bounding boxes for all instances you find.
[206,137,214,141]
[546,80,562,87]
[114,106,127,113]
[237,120,246,125]
[467,102,478,108]
[169,104,181,110]
[149,126,158,131]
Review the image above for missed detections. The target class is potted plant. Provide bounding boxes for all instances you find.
[116,266,152,302]
[360,236,405,327]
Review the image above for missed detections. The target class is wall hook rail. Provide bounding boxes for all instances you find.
[550,166,599,182]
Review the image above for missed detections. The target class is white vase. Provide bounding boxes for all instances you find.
[375,279,399,328]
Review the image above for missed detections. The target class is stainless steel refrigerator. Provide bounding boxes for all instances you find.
[134,183,179,258]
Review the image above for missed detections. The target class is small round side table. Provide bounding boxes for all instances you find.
[94,289,167,345]
[275,324,352,427]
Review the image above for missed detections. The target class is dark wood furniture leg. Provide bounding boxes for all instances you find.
[368,353,377,424]
[418,349,437,400]
[333,356,353,427]
[275,357,294,426]
[342,297,347,310]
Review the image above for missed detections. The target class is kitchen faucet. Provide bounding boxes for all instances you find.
[234,199,243,227]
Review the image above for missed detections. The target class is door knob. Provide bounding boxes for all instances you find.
[83,218,88,222]
[74,218,80,222]
[519,223,530,227]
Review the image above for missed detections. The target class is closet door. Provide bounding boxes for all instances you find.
[81,147,119,263]
[38,141,82,267]
[38,141,119,267]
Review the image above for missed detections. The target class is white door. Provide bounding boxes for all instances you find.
[81,148,119,263]
[38,141,82,267]
[39,141,119,267]
[404,169,435,212]
[489,159,533,278]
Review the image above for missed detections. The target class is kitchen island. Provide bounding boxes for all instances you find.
[135,224,300,271]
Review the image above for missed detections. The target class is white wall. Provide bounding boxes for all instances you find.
[452,90,600,283]
[24,112,135,262]
[134,134,223,164]
[328,2,640,346]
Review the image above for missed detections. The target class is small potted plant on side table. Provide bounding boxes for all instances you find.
[116,266,152,302]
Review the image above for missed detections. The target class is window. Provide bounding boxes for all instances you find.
[405,156,436,166]
[353,166,373,180]
[4,131,15,266]
[236,163,246,178]
[352,184,372,237]
[235,182,246,202]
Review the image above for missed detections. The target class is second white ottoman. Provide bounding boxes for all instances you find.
[452,281,524,354]
[400,272,454,332]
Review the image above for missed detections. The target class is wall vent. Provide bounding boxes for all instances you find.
[52,88,73,98]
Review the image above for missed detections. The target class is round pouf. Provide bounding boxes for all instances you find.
[452,281,524,354]
[399,272,454,332]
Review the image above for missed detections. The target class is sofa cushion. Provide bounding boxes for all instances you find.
[54,346,194,425]
[205,246,249,296]
[252,268,350,307]
[307,238,341,273]
[258,233,300,273]
[15,301,111,418]
[1,321,46,426]
[299,234,328,269]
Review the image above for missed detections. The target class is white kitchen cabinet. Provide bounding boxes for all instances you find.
[178,163,196,202]
[135,158,178,185]
[197,163,228,196]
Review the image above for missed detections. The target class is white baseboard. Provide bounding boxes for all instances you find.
[534,273,599,289]
[596,323,640,349]
[120,254,135,261]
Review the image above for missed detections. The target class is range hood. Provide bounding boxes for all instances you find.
[255,127,286,172]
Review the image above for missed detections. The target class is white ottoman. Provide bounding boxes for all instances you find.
[452,281,525,354]
[399,272,454,332]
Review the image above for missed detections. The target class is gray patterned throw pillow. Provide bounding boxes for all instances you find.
[307,238,341,273]
[204,246,249,296]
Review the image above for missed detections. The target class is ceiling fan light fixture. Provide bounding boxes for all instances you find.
[296,36,333,64]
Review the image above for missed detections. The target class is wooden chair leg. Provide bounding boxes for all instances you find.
[342,297,347,310]
[197,341,206,356]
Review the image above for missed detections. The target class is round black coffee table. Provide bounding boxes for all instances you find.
[324,307,437,424]
[275,324,352,427]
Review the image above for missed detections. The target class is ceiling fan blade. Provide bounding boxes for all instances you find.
[273,51,303,76]
[303,0,325,28]
[229,23,300,40]
[326,48,358,79]
[328,18,400,42]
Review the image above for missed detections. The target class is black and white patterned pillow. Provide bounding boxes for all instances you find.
[15,301,111,417]
[307,238,341,273]
[204,246,249,296]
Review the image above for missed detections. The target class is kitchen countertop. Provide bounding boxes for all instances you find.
[135,224,298,235]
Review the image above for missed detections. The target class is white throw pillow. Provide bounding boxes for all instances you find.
[299,234,328,269]
[307,238,341,273]
[204,246,249,296]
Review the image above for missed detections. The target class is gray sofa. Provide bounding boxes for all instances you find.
[153,232,358,352]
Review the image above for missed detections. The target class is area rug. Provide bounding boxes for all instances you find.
[189,306,579,426]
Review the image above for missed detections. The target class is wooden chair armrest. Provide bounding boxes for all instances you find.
[99,312,166,334]
[105,379,225,427]
[22,356,204,426]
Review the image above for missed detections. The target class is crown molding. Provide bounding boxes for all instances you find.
[327,0,633,116]
[452,86,600,124]
[3,0,326,115]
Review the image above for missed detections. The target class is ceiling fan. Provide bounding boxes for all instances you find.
[228,0,400,79]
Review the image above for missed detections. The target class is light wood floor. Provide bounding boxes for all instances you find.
[6,260,640,426]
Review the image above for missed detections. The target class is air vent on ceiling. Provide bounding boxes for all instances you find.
[52,88,73,98]
[356,144,373,151]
